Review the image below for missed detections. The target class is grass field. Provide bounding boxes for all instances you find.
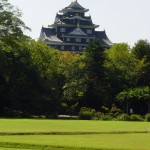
[0,119,150,150]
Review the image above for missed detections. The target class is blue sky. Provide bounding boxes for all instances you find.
[9,0,150,46]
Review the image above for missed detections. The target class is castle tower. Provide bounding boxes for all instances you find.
[39,0,112,52]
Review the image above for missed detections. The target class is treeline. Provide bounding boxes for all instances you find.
[0,0,150,117]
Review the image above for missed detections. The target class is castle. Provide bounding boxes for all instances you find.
[39,0,112,52]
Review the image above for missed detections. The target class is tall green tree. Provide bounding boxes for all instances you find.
[0,39,32,116]
[0,0,62,116]
[0,39,62,116]
[57,52,85,115]
[0,0,30,116]
[28,41,61,115]
[104,43,145,91]
[132,40,150,86]
[104,43,146,111]
[82,40,106,109]
[132,40,150,60]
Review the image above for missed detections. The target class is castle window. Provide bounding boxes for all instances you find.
[71,46,75,51]
[79,46,82,51]
[75,38,81,42]
[61,45,64,50]
[66,37,70,42]
[87,29,92,34]
[86,39,90,43]
[60,28,66,32]
[55,28,57,32]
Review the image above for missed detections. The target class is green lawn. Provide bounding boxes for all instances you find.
[0,148,29,150]
[0,119,150,133]
[0,119,150,150]
[0,134,150,150]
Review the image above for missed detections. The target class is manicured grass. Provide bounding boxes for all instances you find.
[0,148,29,150]
[0,134,150,150]
[0,119,150,150]
[0,119,150,133]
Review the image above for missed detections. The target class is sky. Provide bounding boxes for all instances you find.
[9,0,150,47]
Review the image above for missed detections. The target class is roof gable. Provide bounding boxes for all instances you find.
[69,28,87,36]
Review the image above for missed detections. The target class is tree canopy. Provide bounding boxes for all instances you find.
[0,0,30,40]
[116,86,150,102]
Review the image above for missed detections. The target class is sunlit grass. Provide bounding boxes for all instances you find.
[0,119,150,150]
[0,119,150,133]
[0,134,150,150]
[0,148,29,150]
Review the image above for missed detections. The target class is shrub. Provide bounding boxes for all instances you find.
[80,107,96,114]
[100,114,112,121]
[110,104,123,117]
[130,114,143,121]
[117,113,130,121]
[78,107,95,120]
[78,111,93,120]
[94,112,103,120]
[145,113,150,122]
[101,104,123,118]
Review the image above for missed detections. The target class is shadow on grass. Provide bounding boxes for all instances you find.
[0,142,113,150]
[0,131,148,136]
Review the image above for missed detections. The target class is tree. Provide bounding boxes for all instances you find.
[0,1,64,116]
[132,40,150,86]
[58,52,85,115]
[0,0,30,40]
[0,38,63,116]
[82,40,106,109]
[132,39,150,60]
[116,86,150,115]
[0,0,31,116]
[28,40,62,115]
[104,43,145,94]
[0,39,32,116]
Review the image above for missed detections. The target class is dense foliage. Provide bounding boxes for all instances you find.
[0,0,150,117]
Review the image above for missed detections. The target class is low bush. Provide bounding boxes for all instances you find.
[94,112,103,120]
[78,107,95,120]
[145,113,150,122]
[101,104,123,119]
[100,114,112,121]
[78,111,93,120]
[109,104,123,118]
[117,113,130,121]
[130,114,143,121]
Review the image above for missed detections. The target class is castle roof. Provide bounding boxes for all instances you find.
[59,0,89,13]
[40,27,62,43]
[63,16,91,21]
[95,31,113,47]
[67,0,85,10]
[41,27,55,37]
